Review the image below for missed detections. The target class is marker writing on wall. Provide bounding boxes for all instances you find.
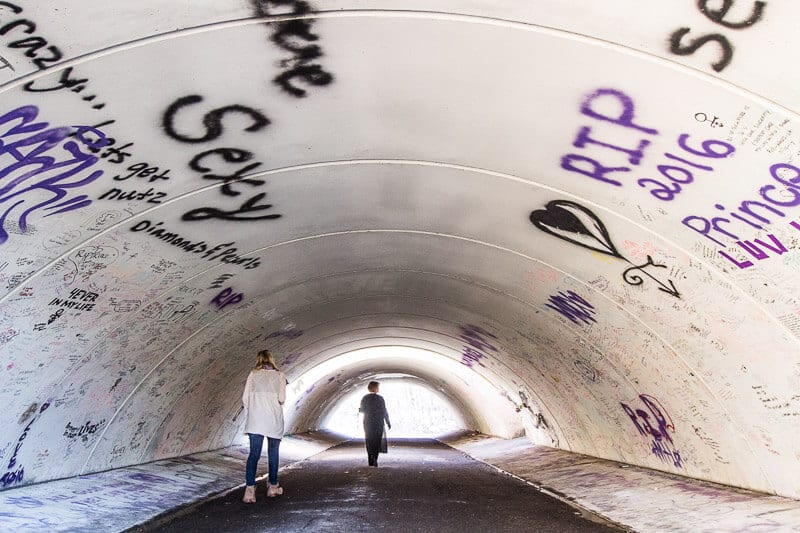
[530,200,681,298]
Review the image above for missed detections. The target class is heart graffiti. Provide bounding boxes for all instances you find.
[530,200,680,298]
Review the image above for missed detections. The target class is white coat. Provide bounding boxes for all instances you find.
[242,368,286,438]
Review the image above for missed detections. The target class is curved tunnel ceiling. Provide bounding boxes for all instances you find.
[2,1,800,499]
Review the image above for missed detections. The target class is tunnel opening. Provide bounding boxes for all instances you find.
[281,345,524,440]
[321,374,467,438]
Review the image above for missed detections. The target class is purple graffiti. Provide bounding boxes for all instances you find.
[211,287,244,311]
[0,466,23,487]
[561,88,658,187]
[283,352,302,366]
[459,324,496,367]
[636,134,734,202]
[682,162,800,252]
[545,290,596,325]
[0,105,106,244]
[560,87,734,204]
[2,401,50,486]
[266,328,303,340]
[128,472,172,484]
[718,231,790,270]
[620,394,683,468]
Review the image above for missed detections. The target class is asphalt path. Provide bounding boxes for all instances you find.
[131,439,623,532]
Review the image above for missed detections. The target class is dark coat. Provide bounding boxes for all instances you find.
[359,393,391,454]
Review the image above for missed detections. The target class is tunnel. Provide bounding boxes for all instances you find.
[1,0,800,530]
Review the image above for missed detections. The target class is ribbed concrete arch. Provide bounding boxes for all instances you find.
[2,1,800,503]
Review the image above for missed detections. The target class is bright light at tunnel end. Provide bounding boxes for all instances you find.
[282,346,509,439]
[323,377,467,438]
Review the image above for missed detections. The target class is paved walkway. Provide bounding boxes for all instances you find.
[1,432,800,531]
[134,439,621,533]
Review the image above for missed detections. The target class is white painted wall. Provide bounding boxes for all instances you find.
[1,1,799,499]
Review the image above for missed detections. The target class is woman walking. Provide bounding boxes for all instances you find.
[241,349,286,503]
[359,381,391,467]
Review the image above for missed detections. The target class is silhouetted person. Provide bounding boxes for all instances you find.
[241,349,286,503]
[359,381,391,466]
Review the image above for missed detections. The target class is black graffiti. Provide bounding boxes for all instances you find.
[162,95,270,143]
[130,219,262,269]
[0,12,63,70]
[161,94,282,222]
[252,0,334,97]
[209,273,234,289]
[21,64,105,110]
[668,0,766,73]
[99,187,166,204]
[0,0,106,109]
[63,419,105,442]
[0,53,13,71]
[530,200,680,298]
[67,119,174,182]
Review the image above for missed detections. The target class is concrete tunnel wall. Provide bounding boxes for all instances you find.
[1,0,800,500]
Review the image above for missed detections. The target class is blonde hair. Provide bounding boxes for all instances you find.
[255,349,279,371]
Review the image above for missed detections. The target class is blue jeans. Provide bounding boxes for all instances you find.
[245,433,281,486]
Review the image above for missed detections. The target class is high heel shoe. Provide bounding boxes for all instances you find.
[243,485,256,503]
[267,483,283,497]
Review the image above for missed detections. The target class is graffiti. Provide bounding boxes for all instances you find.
[636,134,734,202]
[620,394,683,468]
[67,118,175,189]
[211,287,244,310]
[22,63,106,107]
[560,88,734,202]
[128,472,172,484]
[717,231,791,269]
[695,112,724,129]
[459,324,496,367]
[209,273,234,289]
[574,359,598,383]
[560,88,658,187]
[545,290,596,325]
[112,161,171,182]
[130,220,261,269]
[668,0,766,72]
[266,327,303,340]
[0,326,17,346]
[0,4,64,68]
[46,308,63,324]
[282,351,302,366]
[63,419,106,442]
[683,162,800,253]
[0,466,23,487]
[4,271,31,289]
[48,287,99,311]
[752,385,800,416]
[3,400,50,487]
[161,94,282,222]
[0,53,13,71]
[140,297,198,324]
[0,106,108,245]
[251,0,334,97]
[59,246,119,284]
[36,287,96,328]
[530,200,680,297]
[99,187,166,204]
[109,297,141,313]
